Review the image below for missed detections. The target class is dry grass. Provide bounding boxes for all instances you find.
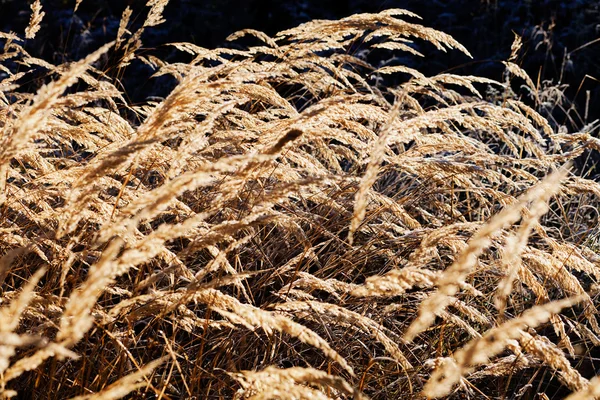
[2,2,600,399]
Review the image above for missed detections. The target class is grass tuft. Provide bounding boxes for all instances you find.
[2,4,600,399]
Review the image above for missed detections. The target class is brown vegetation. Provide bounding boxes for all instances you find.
[2,1,600,398]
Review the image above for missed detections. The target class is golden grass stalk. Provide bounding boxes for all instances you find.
[519,331,588,391]
[197,289,355,376]
[274,300,412,370]
[25,0,44,39]
[565,375,600,400]
[68,357,166,400]
[404,167,569,342]
[494,169,560,319]
[232,366,368,400]
[116,7,132,46]
[423,295,585,398]
[348,97,404,245]
[351,267,439,297]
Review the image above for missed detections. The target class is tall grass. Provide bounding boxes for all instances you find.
[2,2,600,398]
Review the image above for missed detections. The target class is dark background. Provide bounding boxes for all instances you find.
[1,0,599,127]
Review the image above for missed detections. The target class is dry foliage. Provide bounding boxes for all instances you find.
[2,3,600,399]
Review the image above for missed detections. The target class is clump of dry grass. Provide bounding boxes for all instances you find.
[3,2,600,399]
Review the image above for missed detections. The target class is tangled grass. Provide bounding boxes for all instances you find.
[3,1,600,398]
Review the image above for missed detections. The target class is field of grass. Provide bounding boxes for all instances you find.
[3,1,600,398]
